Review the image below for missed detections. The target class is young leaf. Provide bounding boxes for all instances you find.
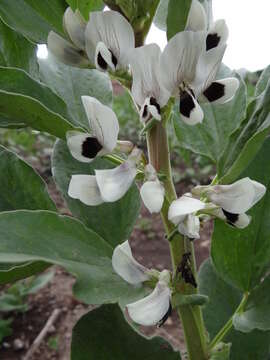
[233,275,270,333]
[52,140,141,248]
[39,55,112,130]
[166,0,192,40]
[0,210,143,305]
[198,259,270,360]
[211,138,270,291]
[0,0,67,43]
[71,304,181,360]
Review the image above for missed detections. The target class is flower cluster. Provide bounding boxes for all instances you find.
[47,2,267,327]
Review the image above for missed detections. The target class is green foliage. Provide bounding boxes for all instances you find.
[71,304,181,360]
[198,259,270,360]
[167,0,192,40]
[211,138,270,291]
[39,55,113,130]
[52,140,141,247]
[0,0,67,43]
[66,0,104,20]
[0,318,12,344]
[48,335,59,351]
[0,19,38,78]
[0,67,75,137]
[0,210,144,305]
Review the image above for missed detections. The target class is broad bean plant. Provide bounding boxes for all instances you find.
[0,0,269,359]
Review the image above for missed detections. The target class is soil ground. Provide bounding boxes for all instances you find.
[0,152,212,360]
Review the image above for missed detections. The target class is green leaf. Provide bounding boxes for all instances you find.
[166,0,191,40]
[211,138,270,291]
[0,0,67,43]
[209,343,231,360]
[0,210,143,304]
[52,140,141,247]
[23,271,54,295]
[219,79,270,183]
[172,293,208,307]
[0,145,56,211]
[0,19,38,77]
[39,55,113,129]
[0,145,55,284]
[71,304,181,360]
[0,67,75,136]
[233,275,270,333]
[0,318,12,343]
[174,74,246,165]
[255,65,270,96]
[66,0,104,20]
[198,259,270,360]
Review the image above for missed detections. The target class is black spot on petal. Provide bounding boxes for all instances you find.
[203,82,225,102]
[222,209,239,226]
[149,97,161,115]
[97,52,108,70]
[142,104,148,118]
[157,302,172,328]
[82,137,103,158]
[179,91,195,118]
[206,33,221,51]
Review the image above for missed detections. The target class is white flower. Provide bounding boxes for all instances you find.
[68,148,141,205]
[85,10,134,72]
[112,241,172,326]
[140,164,165,213]
[192,177,266,228]
[159,18,238,125]
[66,96,119,163]
[168,194,205,238]
[129,44,170,122]
[47,8,89,67]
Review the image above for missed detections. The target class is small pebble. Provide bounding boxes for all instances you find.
[13,338,24,351]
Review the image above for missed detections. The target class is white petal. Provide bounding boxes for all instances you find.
[95,161,137,202]
[95,41,116,72]
[47,31,89,67]
[139,97,162,122]
[179,91,204,125]
[159,31,205,95]
[186,0,207,31]
[178,214,200,239]
[191,44,226,96]
[66,131,99,163]
[207,178,266,214]
[203,77,240,104]
[129,44,170,107]
[63,7,86,50]
[68,175,103,206]
[168,195,206,225]
[212,208,251,229]
[127,281,171,326]
[85,10,134,69]
[140,180,165,213]
[112,241,149,285]
[235,213,251,229]
[206,19,229,51]
[81,96,119,153]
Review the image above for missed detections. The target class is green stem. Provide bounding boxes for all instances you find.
[146,122,208,360]
[209,293,249,350]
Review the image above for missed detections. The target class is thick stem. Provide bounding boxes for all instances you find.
[146,122,208,360]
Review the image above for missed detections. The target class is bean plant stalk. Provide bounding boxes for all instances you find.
[147,116,208,360]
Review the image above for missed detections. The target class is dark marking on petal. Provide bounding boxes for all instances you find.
[206,33,221,51]
[203,82,225,102]
[177,252,197,288]
[149,97,161,115]
[179,91,195,118]
[97,52,108,70]
[142,104,148,118]
[109,50,118,68]
[82,137,103,158]
[157,302,172,328]
[222,209,239,226]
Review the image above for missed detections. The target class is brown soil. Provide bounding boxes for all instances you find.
[0,154,212,360]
